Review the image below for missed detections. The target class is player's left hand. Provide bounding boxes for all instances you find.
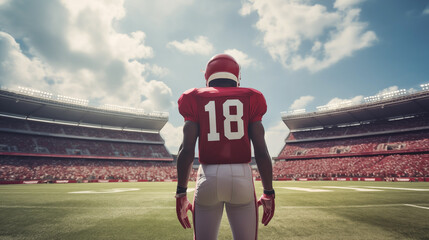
[175,193,193,229]
[257,193,275,226]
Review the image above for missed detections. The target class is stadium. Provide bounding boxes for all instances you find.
[0,85,428,239]
[0,86,177,184]
[1,85,428,184]
[274,85,429,182]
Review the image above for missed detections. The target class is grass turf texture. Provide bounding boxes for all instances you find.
[0,181,428,240]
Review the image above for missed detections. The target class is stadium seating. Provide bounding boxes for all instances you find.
[289,114,429,140]
[0,115,177,182]
[0,132,171,158]
[0,116,163,142]
[275,114,429,179]
[0,156,198,182]
[272,154,429,179]
[0,116,171,159]
[2,111,428,182]
[278,131,429,158]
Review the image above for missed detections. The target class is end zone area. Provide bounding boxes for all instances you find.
[0,181,428,240]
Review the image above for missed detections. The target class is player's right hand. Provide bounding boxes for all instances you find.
[257,193,275,226]
[175,193,193,229]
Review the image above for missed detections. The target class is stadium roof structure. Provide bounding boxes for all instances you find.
[0,89,168,132]
[282,90,429,130]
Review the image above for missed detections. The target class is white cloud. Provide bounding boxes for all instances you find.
[167,36,214,55]
[140,80,174,111]
[125,0,194,26]
[376,86,398,95]
[0,0,173,112]
[240,0,377,72]
[239,1,253,16]
[109,31,154,60]
[265,120,289,157]
[224,49,256,68]
[290,95,315,110]
[160,122,183,154]
[146,64,170,78]
[423,4,429,15]
[408,88,417,94]
[334,0,365,11]
[325,95,364,106]
[0,32,51,89]
[0,0,10,5]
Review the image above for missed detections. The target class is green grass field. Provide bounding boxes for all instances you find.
[1,181,428,240]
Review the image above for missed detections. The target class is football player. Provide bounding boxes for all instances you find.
[175,54,275,240]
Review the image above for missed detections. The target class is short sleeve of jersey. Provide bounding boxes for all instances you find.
[178,88,198,122]
[249,90,267,122]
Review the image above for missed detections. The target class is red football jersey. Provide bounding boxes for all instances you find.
[178,87,267,164]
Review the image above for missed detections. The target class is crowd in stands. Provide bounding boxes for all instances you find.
[0,116,163,142]
[2,153,426,182]
[360,154,429,178]
[275,115,429,179]
[271,154,429,179]
[0,115,172,159]
[0,116,180,182]
[0,132,171,159]
[279,131,429,158]
[1,113,428,182]
[0,157,197,182]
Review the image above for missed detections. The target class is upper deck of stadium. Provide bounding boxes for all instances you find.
[282,86,429,131]
[0,87,168,132]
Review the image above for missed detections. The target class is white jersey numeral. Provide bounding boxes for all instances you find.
[204,101,220,141]
[204,99,244,141]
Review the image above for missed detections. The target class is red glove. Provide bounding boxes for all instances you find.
[175,193,193,229]
[257,193,275,226]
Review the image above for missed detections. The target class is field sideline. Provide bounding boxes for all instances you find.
[1,181,428,240]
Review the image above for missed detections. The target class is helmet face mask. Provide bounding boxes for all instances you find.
[205,54,240,87]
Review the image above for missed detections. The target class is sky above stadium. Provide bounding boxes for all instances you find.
[0,0,428,156]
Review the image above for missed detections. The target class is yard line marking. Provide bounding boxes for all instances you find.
[279,203,426,209]
[69,188,140,194]
[2,203,428,210]
[0,192,66,194]
[321,186,383,192]
[0,191,179,194]
[0,205,175,209]
[404,204,429,210]
[279,187,332,192]
[365,187,429,191]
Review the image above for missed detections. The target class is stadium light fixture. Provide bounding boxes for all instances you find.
[421,83,429,91]
[17,86,53,100]
[9,86,167,118]
[56,95,89,106]
[364,89,407,103]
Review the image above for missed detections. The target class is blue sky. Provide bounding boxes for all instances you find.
[0,0,428,156]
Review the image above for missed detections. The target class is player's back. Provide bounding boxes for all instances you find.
[178,87,267,164]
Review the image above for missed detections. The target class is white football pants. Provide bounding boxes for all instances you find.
[193,163,258,240]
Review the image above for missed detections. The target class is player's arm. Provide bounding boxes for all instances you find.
[175,120,198,229]
[249,121,275,226]
[249,121,273,191]
[176,120,199,189]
